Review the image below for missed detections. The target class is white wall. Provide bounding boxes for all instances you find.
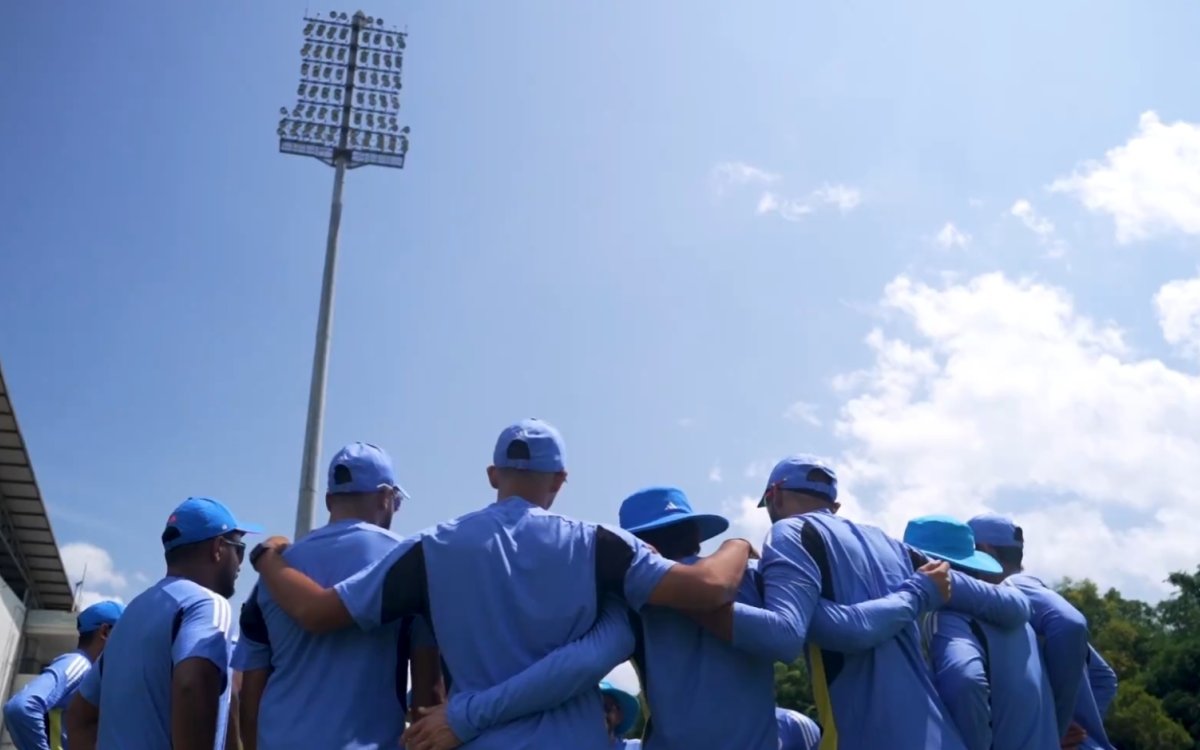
[0,578,28,750]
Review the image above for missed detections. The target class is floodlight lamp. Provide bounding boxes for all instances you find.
[340,27,349,41]
[373,132,382,148]
[377,17,384,25]
[322,86,331,99]
[333,88,343,101]
[277,126,285,137]
[359,50,368,64]
[357,70,367,85]
[339,12,348,20]
[355,92,364,106]
[308,84,319,97]
[303,121,315,133]
[392,74,402,89]
[296,83,305,96]
[373,51,380,66]
[316,23,326,37]
[399,134,409,155]
[293,105,303,117]
[353,112,362,125]
[387,134,397,151]
[385,36,394,48]
[371,71,379,85]
[401,126,411,134]
[369,92,377,107]
[302,42,312,56]
[319,106,328,120]
[337,47,346,61]
[366,113,375,128]
[301,62,310,76]
[290,122,300,135]
[398,36,406,50]
[335,68,344,81]
[329,11,337,19]
[322,67,332,80]
[389,116,398,130]
[304,22,315,35]
[375,32,384,44]
[327,25,337,40]
[279,106,288,116]
[325,46,334,60]
[306,105,316,117]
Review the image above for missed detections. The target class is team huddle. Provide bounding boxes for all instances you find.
[1,418,1117,749]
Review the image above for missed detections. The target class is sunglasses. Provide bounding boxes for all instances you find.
[220,537,246,562]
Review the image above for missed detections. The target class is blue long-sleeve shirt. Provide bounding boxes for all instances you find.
[3,650,92,750]
[443,596,635,743]
[928,612,1059,750]
[1076,646,1118,750]
[1007,574,1090,736]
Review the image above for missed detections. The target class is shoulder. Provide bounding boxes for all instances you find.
[48,652,91,682]
[177,584,233,630]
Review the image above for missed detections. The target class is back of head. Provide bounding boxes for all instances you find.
[77,600,124,652]
[488,418,567,508]
[967,513,1025,573]
[618,486,728,562]
[760,455,839,521]
[325,442,408,529]
[161,496,260,598]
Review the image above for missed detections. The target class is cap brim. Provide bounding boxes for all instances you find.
[233,522,264,535]
[625,513,729,542]
[916,546,1003,575]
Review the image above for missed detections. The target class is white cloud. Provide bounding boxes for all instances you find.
[708,465,723,483]
[711,161,779,196]
[677,417,695,428]
[783,401,822,426]
[1010,199,1067,257]
[61,542,128,608]
[726,495,772,548]
[756,191,813,221]
[783,271,1200,601]
[605,661,641,694]
[1050,111,1200,243]
[744,460,773,480]
[1154,272,1200,358]
[935,222,971,250]
[813,184,862,213]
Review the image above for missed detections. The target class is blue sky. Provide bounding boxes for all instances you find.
[4,1,1200,614]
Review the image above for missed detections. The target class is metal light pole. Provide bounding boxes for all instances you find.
[278,9,410,538]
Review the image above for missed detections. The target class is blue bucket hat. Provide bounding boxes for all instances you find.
[903,515,1001,575]
[619,486,729,543]
[599,681,640,737]
[758,454,837,507]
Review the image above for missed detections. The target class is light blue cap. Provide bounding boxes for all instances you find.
[904,515,1002,575]
[493,418,565,473]
[77,600,124,633]
[162,497,262,551]
[759,454,837,507]
[619,487,728,543]
[327,442,407,501]
[967,513,1024,548]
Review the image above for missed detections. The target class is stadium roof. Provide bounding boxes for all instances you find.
[0,361,75,611]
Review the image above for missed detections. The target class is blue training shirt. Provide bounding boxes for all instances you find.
[928,611,1059,750]
[3,650,92,750]
[78,577,235,750]
[1076,646,1118,750]
[736,511,1030,750]
[233,519,436,750]
[333,497,674,750]
[775,707,821,750]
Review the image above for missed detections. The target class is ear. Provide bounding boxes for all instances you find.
[550,471,568,492]
[209,536,224,562]
[486,466,499,489]
[829,502,842,515]
[325,493,335,513]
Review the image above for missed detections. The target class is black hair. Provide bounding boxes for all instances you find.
[991,545,1024,570]
[636,521,702,562]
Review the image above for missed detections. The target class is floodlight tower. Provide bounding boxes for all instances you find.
[277,10,410,538]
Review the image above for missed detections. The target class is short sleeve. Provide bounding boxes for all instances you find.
[334,535,428,631]
[172,593,234,689]
[78,657,102,705]
[593,525,674,612]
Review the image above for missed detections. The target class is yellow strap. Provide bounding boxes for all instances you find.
[808,644,839,750]
[47,708,63,750]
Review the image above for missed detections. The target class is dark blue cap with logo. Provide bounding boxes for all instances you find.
[904,515,1001,575]
[493,418,566,473]
[327,442,408,501]
[759,454,838,507]
[161,497,262,552]
[77,600,124,633]
[619,486,729,543]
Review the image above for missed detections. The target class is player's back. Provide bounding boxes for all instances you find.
[422,498,611,750]
[635,561,776,750]
[95,577,234,750]
[799,511,965,750]
[248,520,408,750]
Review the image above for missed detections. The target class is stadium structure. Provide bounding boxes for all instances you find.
[0,360,85,748]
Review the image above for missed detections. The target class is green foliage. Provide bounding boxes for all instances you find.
[773,659,816,717]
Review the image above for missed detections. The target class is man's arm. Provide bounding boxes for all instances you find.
[929,614,992,750]
[409,616,445,712]
[237,669,269,750]
[1086,646,1118,717]
[226,671,242,750]
[64,691,99,750]
[4,668,67,750]
[808,565,947,653]
[1010,576,1089,736]
[644,539,750,612]
[944,573,1030,629]
[404,597,635,748]
[251,535,426,635]
[172,658,223,750]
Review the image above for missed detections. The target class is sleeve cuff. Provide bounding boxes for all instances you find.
[445,694,481,744]
[909,572,942,611]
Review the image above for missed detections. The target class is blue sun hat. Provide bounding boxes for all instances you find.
[903,515,1002,575]
[619,487,729,543]
[599,681,641,737]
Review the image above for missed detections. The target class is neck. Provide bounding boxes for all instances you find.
[329,508,379,526]
[496,491,552,510]
[82,641,104,662]
[166,564,217,592]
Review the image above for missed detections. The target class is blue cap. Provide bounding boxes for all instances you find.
[77,600,124,633]
[162,497,262,552]
[493,418,565,473]
[967,513,1024,548]
[619,487,729,543]
[758,454,838,507]
[327,442,407,499]
[599,680,640,737]
[903,515,1001,575]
